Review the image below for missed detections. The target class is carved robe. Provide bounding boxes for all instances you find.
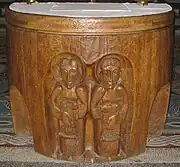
[51,84,88,157]
[91,84,128,156]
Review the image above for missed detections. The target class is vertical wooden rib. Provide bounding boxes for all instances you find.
[148,26,172,137]
[22,30,49,154]
[7,27,31,135]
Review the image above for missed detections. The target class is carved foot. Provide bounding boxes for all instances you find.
[52,149,63,159]
[118,148,126,159]
[75,147,108,163]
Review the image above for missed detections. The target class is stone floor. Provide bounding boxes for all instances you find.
[0,147,180,167]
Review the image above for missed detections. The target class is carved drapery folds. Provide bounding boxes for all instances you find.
[44,53,133,162]
[92,55,130,159]
[6,8,173,162]
[45,54,88,159]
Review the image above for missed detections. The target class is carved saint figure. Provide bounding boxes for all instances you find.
[91,55,128,157]
[50,54,88,159]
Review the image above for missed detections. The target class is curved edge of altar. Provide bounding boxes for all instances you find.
[5,9,174,35]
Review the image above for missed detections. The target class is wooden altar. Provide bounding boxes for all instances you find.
[6,2,174,162]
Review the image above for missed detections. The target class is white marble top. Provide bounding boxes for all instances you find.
[9,2,172,17]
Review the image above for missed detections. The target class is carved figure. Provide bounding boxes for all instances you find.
[50,54,88,159]
[91,55,128,157]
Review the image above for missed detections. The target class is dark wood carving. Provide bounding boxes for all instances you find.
[6,8,174,162]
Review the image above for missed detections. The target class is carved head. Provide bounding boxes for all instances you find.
[59,56,84,89]
[97,56,121,89]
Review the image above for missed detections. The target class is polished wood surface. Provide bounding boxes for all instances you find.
[6,8,174,162]
[6,9,173,34]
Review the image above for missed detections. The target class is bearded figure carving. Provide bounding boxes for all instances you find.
[49,54,88,159]
[91,55,128,157]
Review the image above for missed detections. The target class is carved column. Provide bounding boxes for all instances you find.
[6,3,174,162]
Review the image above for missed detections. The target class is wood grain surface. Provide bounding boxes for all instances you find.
[6,8,174,162]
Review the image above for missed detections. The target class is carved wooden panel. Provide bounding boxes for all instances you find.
[6,9,174,162]
[44,53,133,162]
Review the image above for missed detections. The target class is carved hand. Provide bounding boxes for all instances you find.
[78,102,87,119]
[102,102,118,110]
[108,115,117,129]
[52,109,62,120]
[62,112,71,126]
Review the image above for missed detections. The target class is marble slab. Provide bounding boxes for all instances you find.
[9,3,172,17]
